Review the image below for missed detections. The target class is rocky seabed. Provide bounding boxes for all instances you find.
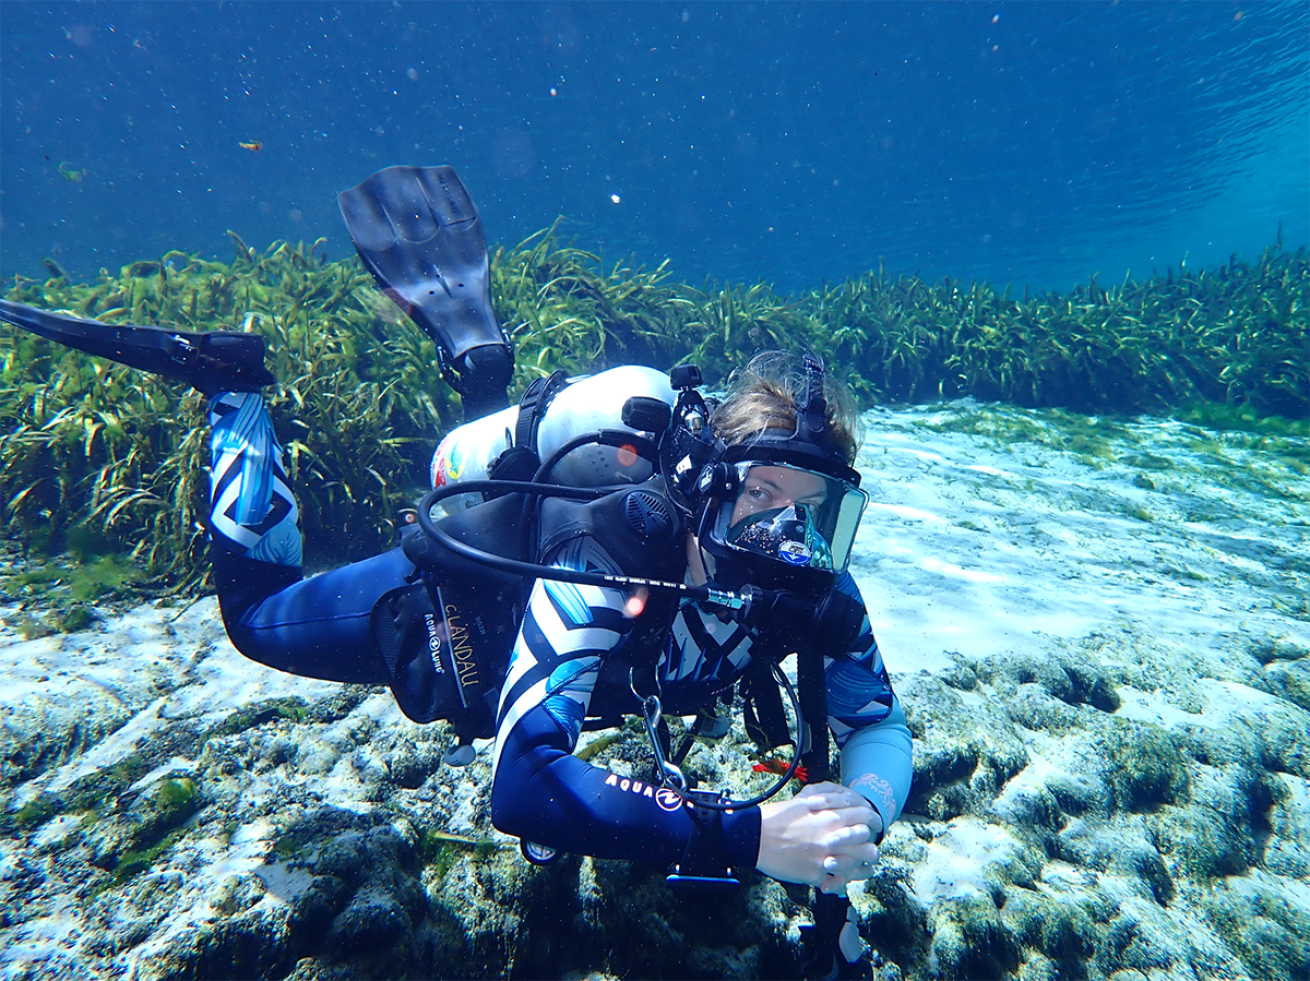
[1,401,1307,980]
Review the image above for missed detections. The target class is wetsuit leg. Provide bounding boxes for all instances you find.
[214,546,413,684]
[206,391,410,684]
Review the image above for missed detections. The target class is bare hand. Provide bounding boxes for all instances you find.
[756,781,882,894]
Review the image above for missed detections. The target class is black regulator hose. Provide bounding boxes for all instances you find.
[415,472,809,810]
[635,656,807,812]
[518,430,662,562]
[415,479,747,609]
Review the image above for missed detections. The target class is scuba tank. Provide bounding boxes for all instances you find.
[430,366,678,508]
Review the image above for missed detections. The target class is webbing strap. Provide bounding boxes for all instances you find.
[487,369,571,483]
[513,368,570,454]
[798,647,832,784]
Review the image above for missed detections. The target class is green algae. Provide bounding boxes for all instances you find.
[1123,452,1175,471]
[574,729,625,763]
[105,778,202,884]
[103,827,190,889]
[1,233,1305,591]
[6,755,151,834]
[1201,881,1310,981]
[209,697,308,738]
[419,827,501,881]
[153,776,199,817]
[272,828,316,863]
[916,404,1134,466]
[1101,720,1189,812]
[1,552,148,636]
[12,795,58,828]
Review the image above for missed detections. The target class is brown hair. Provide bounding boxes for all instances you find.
[708,351,860,464]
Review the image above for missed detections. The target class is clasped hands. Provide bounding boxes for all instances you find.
[756,781,883,894]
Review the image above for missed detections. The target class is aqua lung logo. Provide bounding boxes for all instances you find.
[656,788,682,812]
[423,613,445,674]
[779,540,812,565]
[603,772,683,812]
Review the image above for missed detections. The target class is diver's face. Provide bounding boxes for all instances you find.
[730,466,828,525]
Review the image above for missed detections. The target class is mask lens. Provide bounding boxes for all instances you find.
[726,504,833,570]
[716,462,868,579]
[723,479,854,565]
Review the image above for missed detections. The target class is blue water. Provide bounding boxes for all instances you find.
[1,1,1306,293]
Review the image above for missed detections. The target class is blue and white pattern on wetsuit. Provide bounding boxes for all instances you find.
[208,392,302,567]
[489,535,914,866]
[824,572,913,825]
[493,536,625,771]
[490,535,750,867]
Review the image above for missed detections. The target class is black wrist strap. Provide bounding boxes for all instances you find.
[666,790,740,893]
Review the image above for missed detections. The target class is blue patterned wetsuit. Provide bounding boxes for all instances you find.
[206,393,913,869]
[491,538,912,867]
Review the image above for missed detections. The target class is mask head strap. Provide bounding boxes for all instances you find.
[798,354,829,446]
[740,355,843,469]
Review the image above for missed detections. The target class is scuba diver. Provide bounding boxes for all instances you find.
[0,165,912,980]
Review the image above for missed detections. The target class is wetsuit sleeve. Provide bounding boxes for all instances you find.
[490,537,760,868]
[826,572,914,828]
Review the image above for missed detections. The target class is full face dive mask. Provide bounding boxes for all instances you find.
[695,356,868,594]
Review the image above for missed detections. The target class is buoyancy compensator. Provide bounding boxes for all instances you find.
[373,359,862,820]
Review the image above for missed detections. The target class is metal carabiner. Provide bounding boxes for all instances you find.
[637,689,688,792]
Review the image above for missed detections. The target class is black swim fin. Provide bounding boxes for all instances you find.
[0,299,274,394]
[338,165,511,419]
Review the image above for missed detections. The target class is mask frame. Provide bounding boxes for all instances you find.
[689,354,867,594]
[698,456,868,592]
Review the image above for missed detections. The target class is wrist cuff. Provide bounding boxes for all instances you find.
[721,805,763,870]
[867,801,886,846]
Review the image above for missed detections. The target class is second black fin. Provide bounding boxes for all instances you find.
[0,299,273,394]
[338,165,511,419]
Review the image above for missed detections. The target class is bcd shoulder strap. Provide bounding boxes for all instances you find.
[485,368,570,482]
